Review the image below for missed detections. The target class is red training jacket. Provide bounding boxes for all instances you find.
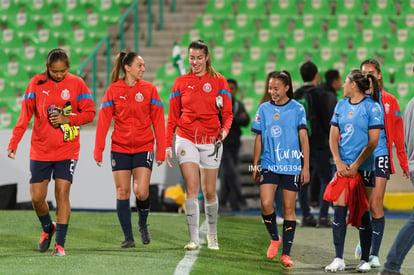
[166,72,233,147]
[381,90,409,174]
[8,73,96,161]
[94,79,165,162]
[323,173,369,227]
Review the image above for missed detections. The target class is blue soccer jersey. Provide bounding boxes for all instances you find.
[330,97,384,171]
[251,99,307,175]
[374,91,389,158]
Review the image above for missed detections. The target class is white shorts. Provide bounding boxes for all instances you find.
[175,136,222,169]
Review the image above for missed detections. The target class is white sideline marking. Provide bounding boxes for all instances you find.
[173,220,208,275]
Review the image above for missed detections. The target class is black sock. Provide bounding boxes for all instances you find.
[282,220,296,256]
[137,197,150,229]
[371,216,385,256]
[262,212,279,241]
[117,199,133,241]
[333,206,347,259]
[38,214,52,233]
[359,211,372,262]
[55,223,68,248]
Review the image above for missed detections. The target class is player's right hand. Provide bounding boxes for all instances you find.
[166,148,173,168]
[7,149,16,159]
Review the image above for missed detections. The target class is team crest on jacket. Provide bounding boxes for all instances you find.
[348,111,353,118]
[61,89,70,100]
[135,92,144,102]
[274,113,280,120]
[203,82,212,93]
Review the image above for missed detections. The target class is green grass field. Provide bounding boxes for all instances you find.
[1,210,413,274]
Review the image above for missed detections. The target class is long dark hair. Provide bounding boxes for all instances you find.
[37,48,70,85]
[110,51,139,83]
[348,69,380,102]
[187,40,219,77]
[360,59,383,89]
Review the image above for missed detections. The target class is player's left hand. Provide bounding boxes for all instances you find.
[403,170,410,179]
[217,128,227,142]
[49,113,70,128]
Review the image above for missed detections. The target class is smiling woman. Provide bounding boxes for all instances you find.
[251,70,310,268]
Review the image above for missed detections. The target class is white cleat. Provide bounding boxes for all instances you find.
[356,260,371,273]
[206,234,219,250]
[184,240,200,251]
[325,257,346,272]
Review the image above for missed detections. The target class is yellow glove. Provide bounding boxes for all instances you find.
[60,124,79,142]
[62,101,72,116]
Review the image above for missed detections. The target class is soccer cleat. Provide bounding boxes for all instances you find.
[302,216,317,227]
[184,240,200,251]
[281,254,293,267]
[206,234,219,250]
[325,257,346,272]
[139,226,151,245]
[355,241,361,260]
[369,255,381,268]
[356,260,371,272]
[120,240,136,248]
[38,222,56,252]
[51,243,65,256]
[266,236,281,259]
[317,218,332,228]
[377,269,402,275]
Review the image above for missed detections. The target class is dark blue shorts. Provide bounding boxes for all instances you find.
[259,169,301,192]
[111,151,154,171]
[374,155,390,179]
[359,170,375,187]
[30,159,77,183]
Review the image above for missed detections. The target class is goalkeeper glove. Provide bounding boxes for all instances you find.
[60,124,79,142]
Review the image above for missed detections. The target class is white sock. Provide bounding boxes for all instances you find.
[205,199,218,235]
[185,198,199,242]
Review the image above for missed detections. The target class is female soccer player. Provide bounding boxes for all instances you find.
[165,40,233,251]
[251,70,310,267]
[354,59,410,268]
[7,48,96,256]
[94,51,165,248]
[325,69,382,273]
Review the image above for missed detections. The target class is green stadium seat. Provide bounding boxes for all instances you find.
[268,0,299,16]
[366,0,396,16]
[261,14,295,33]
[358,14,390,31]
[214,29,249,57]
[90,0,123,25]
[6,12,38,39]
[293,14,324,34]
[193,14,223,42]
[180,30,209,48]
[155,62,180,85]
[0,29,24,56]
[325,14,359,34]
[334,0,364,16]
[23,0,56,22]
[284,29,320,50]
[227,14,258,40]
[319,29,355,52]
[229,62,254,84]
[237,0,266,15]
[55,0,88,23]
[0,1,24,24]
[79,13,109,42]
[114,0,135,8]
[205,0,237,19]
[60,28,98,57]
[300,0,333,16]
[395,0,414,16]
[28,29,61,53]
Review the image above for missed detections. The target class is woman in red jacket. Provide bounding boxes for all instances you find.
[94,52,165,248]
[354,59,410,268]
[7,48,96,256]
[166,40,233,251]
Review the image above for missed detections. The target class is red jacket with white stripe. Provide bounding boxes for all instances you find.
[8,73,96,161]
[166,72,233,147]
[381,90,409,174]
[94,79,165,162]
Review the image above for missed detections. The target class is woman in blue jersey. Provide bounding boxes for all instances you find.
[325,69,383,273]
[251,71,310,267]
